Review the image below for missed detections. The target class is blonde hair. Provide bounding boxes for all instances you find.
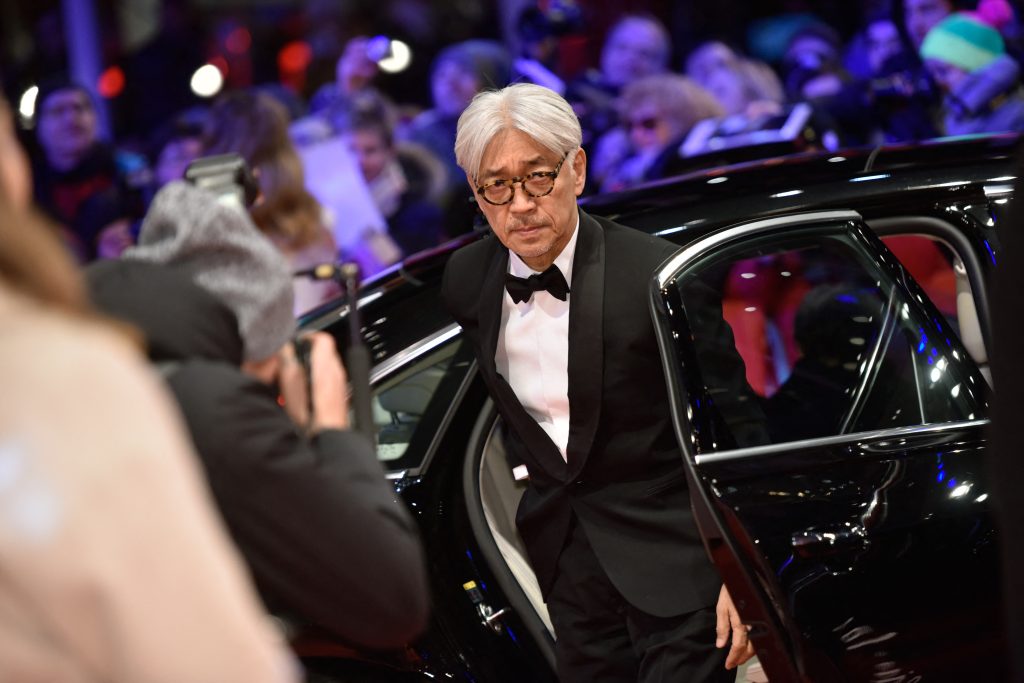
[203,91,326,249]
[619,74,725,140]
[455,83,582,180]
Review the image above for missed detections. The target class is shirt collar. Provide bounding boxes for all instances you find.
[508,212,580,284]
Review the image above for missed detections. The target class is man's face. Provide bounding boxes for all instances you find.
[36,88,98,165]
[601,19,667,88]
[905,0,952,48]
[470,128,586,270]
[343,128,392,182]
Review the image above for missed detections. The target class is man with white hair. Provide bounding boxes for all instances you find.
[442,83,751,682]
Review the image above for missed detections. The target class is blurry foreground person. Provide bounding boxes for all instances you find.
[0,98,296,682]
[87,181,430,649]
[203,91,340,314]
[921,12,1024,134]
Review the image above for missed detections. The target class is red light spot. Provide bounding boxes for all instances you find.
[210,56,230,77]
[278,41,312,73]
[97,66,125,98]
[226,26,252,54]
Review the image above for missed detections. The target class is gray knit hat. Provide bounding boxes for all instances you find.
[125,181,296,361]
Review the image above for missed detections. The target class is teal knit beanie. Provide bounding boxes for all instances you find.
[920,13,1006,73]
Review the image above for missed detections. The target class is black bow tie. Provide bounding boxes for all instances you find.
[504,264,570,304]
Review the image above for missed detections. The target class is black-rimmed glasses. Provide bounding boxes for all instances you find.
[475,152,569,206]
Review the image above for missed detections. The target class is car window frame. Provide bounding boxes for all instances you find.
[651,209,991,463]
[870,215,992,359]
[366,323,477,479]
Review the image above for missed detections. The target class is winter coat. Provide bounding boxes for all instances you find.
[86,260,430,649]
[945,55,1024,135]
[0,283,296,683]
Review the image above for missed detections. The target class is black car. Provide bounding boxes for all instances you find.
[297,134,1016,682]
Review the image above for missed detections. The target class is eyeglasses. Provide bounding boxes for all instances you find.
[475,152,568,206]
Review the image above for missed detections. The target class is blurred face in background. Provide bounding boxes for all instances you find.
[36,88,98,169]
[626,102,675,154]
[905,0,953,48]
[601,18,668,88]
[155,136,203,187]
[343,127,392,182]
[432,60,481,117]
[686,41,737,87]
[867,18,903,74]
[705,68,749,116]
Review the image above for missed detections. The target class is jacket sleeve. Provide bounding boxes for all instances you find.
[171,365,430,649]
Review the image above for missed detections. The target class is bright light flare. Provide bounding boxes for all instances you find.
[191,64,225,98]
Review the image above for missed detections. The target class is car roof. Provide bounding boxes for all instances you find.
[301,133,1020,361]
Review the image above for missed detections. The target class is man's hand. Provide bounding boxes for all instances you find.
[716,584,755,669]
[278,332,349,433]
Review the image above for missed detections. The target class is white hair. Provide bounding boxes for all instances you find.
[454,83,582,180]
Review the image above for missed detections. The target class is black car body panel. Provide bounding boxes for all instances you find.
[297,134,1016,682]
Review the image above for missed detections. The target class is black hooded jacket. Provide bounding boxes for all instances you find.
[86,259,429,649]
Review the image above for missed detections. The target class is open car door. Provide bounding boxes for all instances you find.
[650,210,1005,682]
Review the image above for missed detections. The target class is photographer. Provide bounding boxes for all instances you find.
[86,180,430,650]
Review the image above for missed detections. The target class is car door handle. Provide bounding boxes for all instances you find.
[792,526,868,558]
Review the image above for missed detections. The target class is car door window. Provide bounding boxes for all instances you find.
[365,335,474,473]
[662,221,988,453]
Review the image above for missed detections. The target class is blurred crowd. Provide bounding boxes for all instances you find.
[14,0,1024,315]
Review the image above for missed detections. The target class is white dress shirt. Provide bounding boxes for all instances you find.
[496,215,580,462]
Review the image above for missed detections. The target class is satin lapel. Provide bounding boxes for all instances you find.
[566,211,605,478]
[478,244,508,376]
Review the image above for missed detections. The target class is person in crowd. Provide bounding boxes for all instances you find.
[592,73,724,193]
[31,76,149,262]
[703,58,786,120]
[402,39,512,238]
[443,82,751,682]
[920,12,1024,134]
[338,97,447,257]
[686,40,741,87]
[0,94,297,683]
[511,6,569,95]
[404,39,512,198]
[780,21,849,103]
[202,90,340,314]
[901,0,957,48]
[308,35,385,117]
[566,14,672,147]
[87,180,431,650]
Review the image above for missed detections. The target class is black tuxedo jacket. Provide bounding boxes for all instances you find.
[442,210,720,617]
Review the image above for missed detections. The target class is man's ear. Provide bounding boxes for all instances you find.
[572,147,587,196]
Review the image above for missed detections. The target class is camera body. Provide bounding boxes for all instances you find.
[184,153,259,209]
